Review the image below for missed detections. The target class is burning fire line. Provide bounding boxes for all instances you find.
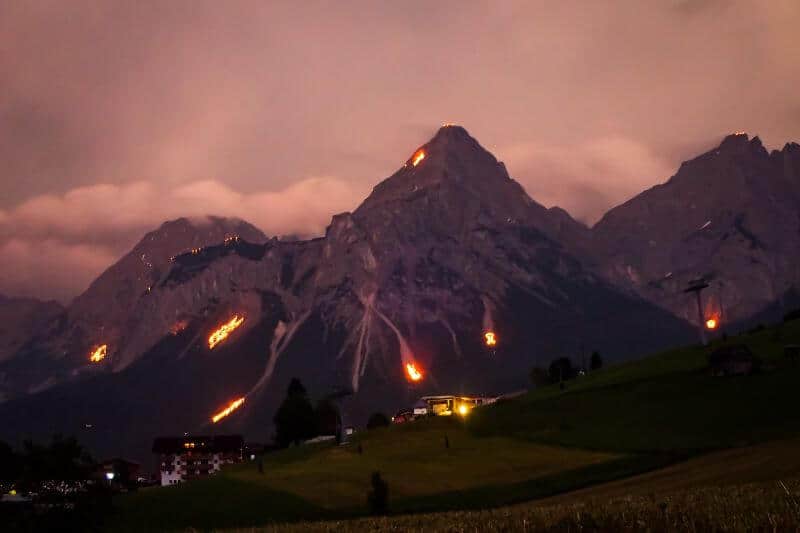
[208,315,245,349]
[211,397,245,423]
[405,362,423,382]
[484,331,497,347]
[705,318,719,330]
[89,344,107,363]
[411,149,425,167]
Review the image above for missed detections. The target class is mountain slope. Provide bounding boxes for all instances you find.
[591,133,800,327]
[0,295,63,363]
[0,216,266,401]
[0,126,693,463]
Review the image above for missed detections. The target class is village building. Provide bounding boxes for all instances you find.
[412,395,496,417]
[152,435,244,486]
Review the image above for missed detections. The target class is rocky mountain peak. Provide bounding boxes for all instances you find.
[354,125,536,232]
[717,132,766,157]
[58,216,266,362]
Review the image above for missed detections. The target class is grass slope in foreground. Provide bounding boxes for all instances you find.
[111,318,800,530]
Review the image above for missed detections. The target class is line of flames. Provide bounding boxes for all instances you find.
[211,397,245,423]
[208,315,245,349]
[484,331,497,347]
[89,344,107,363]
[405,362,423,382]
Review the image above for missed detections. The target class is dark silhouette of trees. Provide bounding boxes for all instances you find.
[590,351,604,371]
[0,440,20,481]
[0,436,112,531]
[367,471,389,515]
[529,366,551,387]
[548,357,576,383]
[366,412,390,430]
[19,435,94,488]
[273,378,316,447]
[314,398,341,437]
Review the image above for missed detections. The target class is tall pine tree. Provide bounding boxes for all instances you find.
[273,378,316,447]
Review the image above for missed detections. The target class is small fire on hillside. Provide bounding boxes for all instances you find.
[170,320,189,335]
[405,362,423,382]
[484,331,497,347]
[411,149,426,167]
[211,397,245,423]
[705,317,719,330]
[89,344,107,363]
[208,315,245,349]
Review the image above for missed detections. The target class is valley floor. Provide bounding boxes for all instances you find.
[108,319,800,531]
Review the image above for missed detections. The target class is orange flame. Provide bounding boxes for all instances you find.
[211,397,245,423]
[484,331,497,347]
[411,149,425,167]
[170,320,189,335]
[208,315,245,349]
[405,362,423,382]
[705,318,718,330]
[89,344,107,363]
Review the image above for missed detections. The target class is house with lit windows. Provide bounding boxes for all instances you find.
[152,435,244,486]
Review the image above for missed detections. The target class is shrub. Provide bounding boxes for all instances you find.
[366,412,390,430]
[367,471,388,515]
[529,367,551,387]
[783,308,800,323]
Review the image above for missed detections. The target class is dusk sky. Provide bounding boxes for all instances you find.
[1,0,799,302]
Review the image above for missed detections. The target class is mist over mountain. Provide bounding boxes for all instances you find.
[1,126,798,464]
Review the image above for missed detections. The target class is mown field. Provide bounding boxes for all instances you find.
[110,418,641,530]
[236,436,800,532]
[245,476,800,532]
[109,318,800,531]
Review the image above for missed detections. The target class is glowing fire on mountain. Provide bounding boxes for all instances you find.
[705,317,719,330]
[405,362,423,382]
[484,331,497,347]
[89,344,107,363]
[211,397,245,423]
[208,315,245,349]
[170,320,189,335]
[411,149,426,167]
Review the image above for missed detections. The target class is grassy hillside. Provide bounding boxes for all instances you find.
[469,318,800,452]
[111,418,635,530]
[109,318,800,530]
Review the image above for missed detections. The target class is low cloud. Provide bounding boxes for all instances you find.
[0,177,365,302]
[0,239,117,304]
[499,137,676,225]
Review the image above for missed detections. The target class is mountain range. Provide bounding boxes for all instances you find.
[0,125,797,463]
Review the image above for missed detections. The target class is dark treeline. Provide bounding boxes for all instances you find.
[0,435,111,532]
[529,351,604,388]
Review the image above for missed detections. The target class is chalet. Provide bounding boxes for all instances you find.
[152,435,244,486]
[708,344,760,377]
[413,395,496,417]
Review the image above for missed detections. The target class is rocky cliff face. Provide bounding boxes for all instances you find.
[591,133,800,327]
[0,216,266,400]
[0,126,692,462]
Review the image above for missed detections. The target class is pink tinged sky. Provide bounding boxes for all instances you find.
[0,0,799,302]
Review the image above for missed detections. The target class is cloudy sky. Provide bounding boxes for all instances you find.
[1,0,798,302]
